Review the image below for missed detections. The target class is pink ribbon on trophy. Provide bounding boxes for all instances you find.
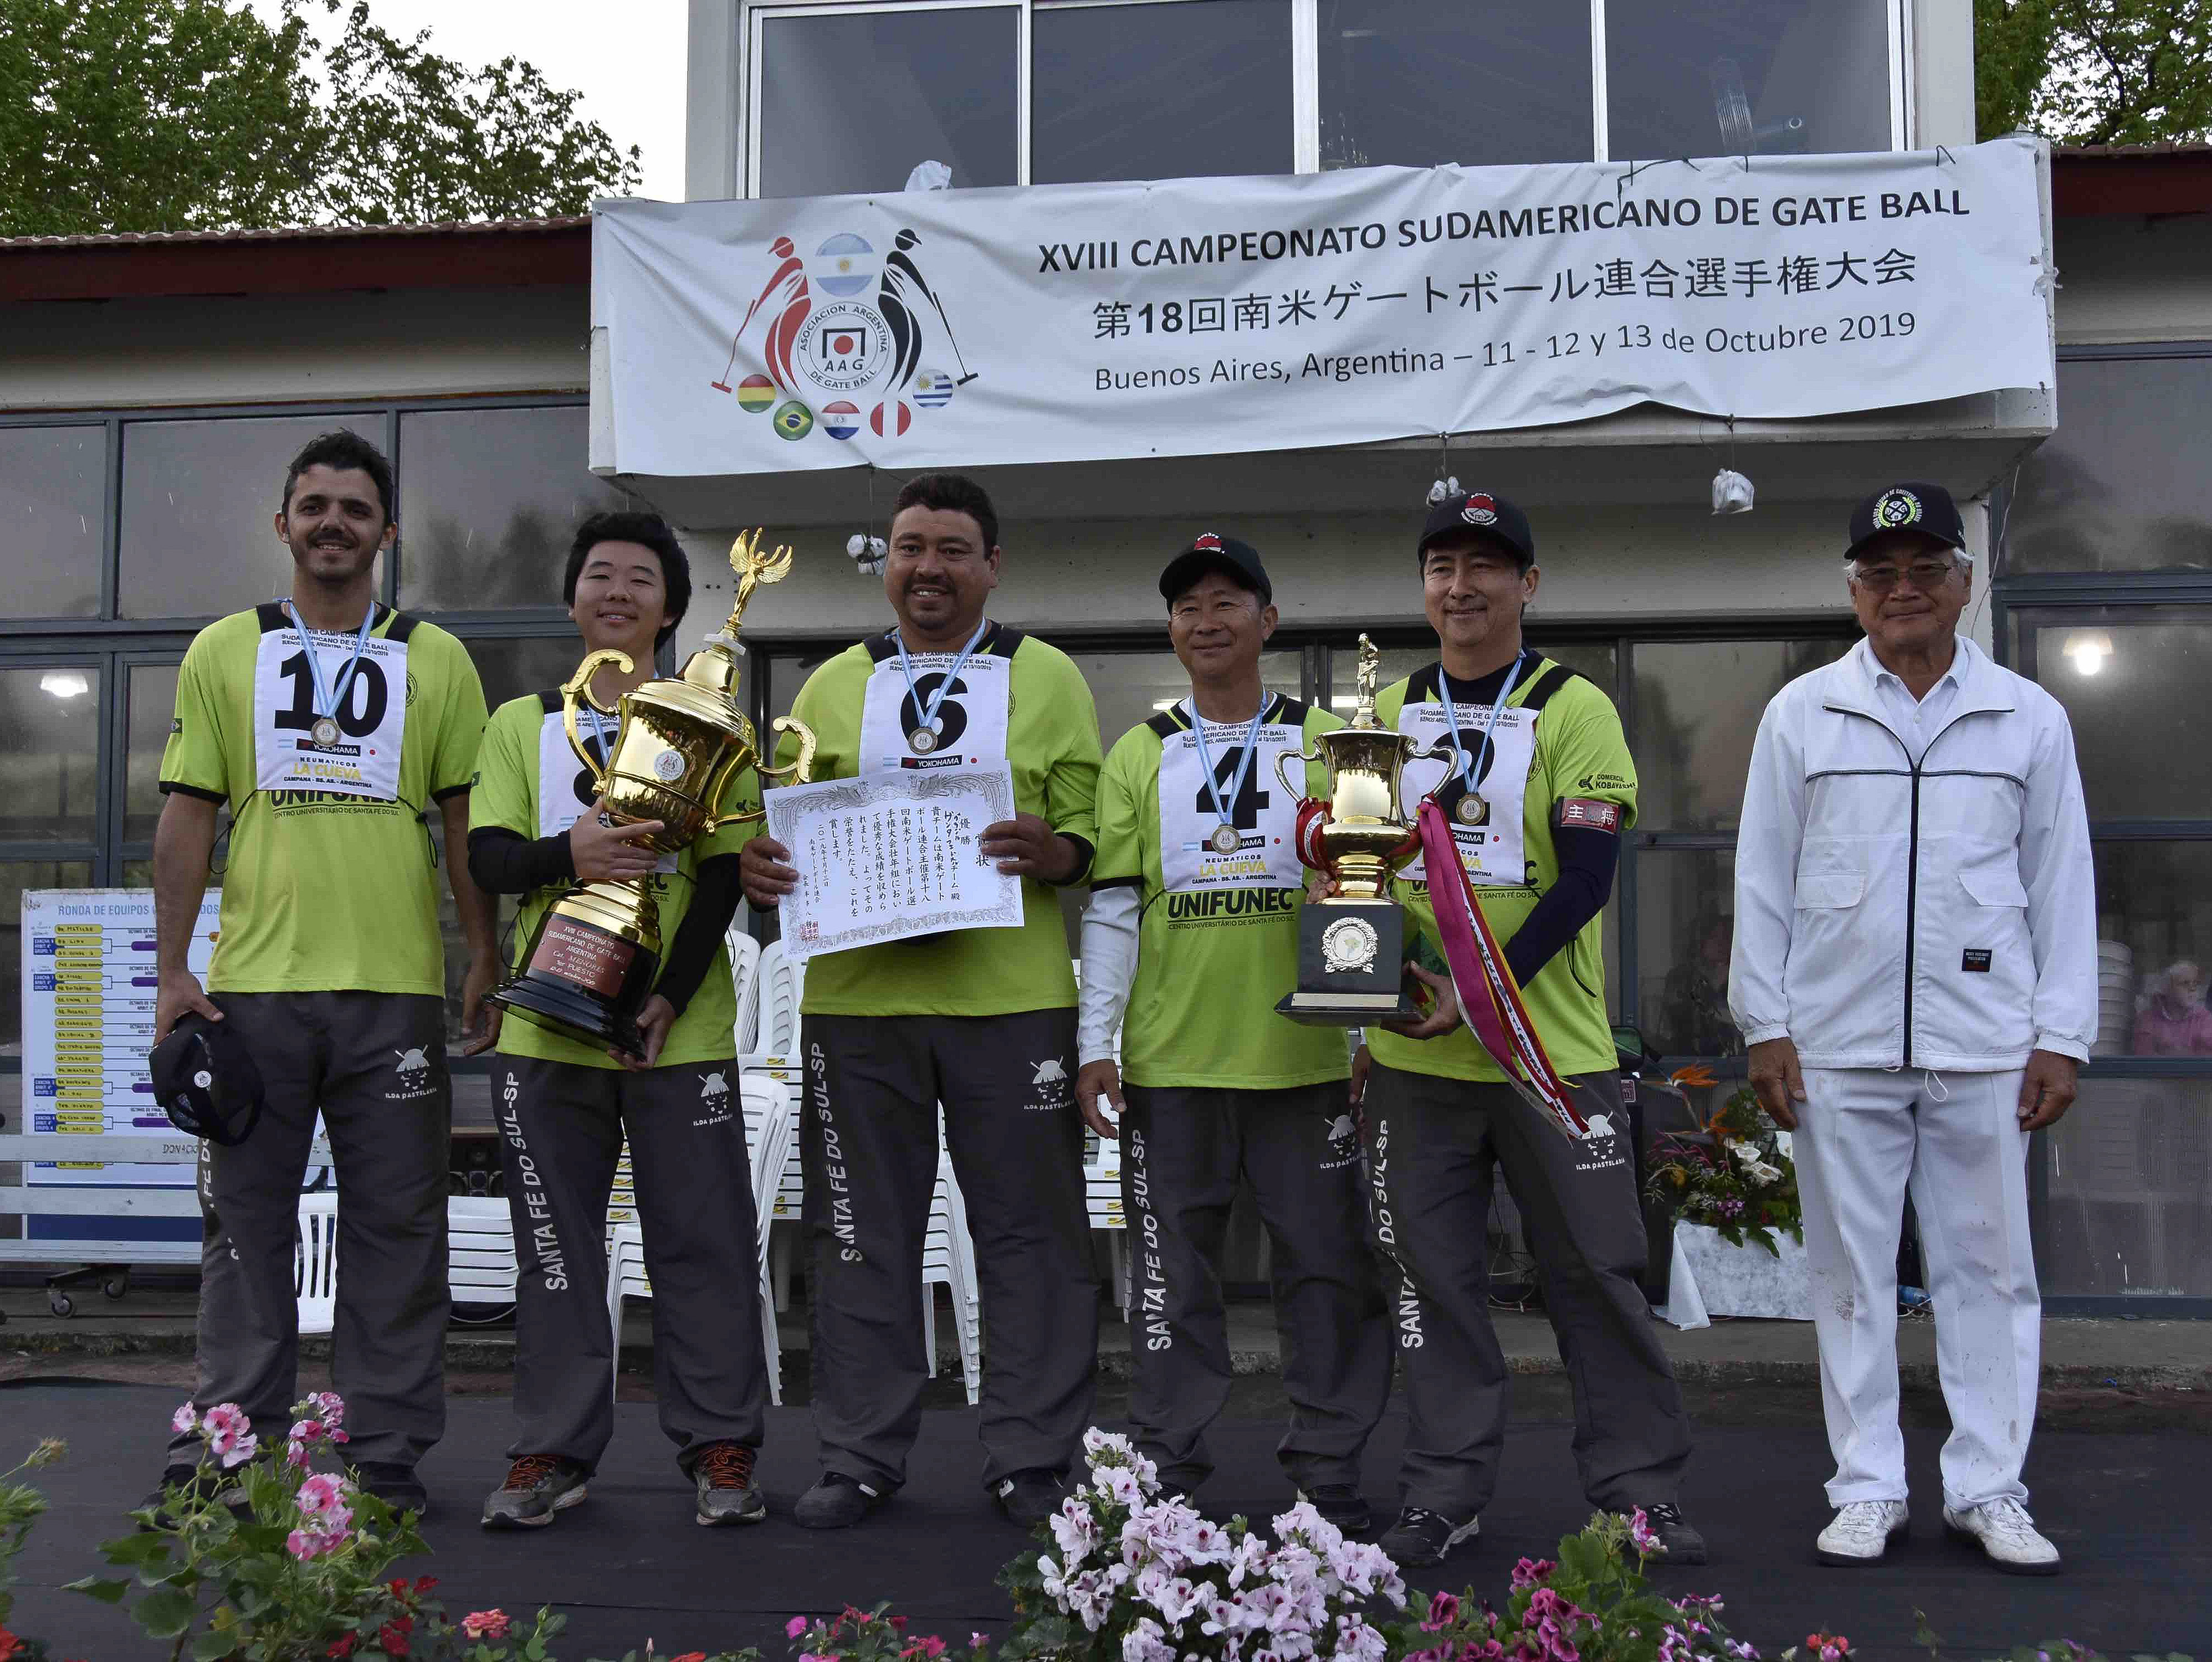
[1414,797,1589,1139]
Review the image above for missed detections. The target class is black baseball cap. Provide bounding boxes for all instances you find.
[1160,532,1272,606]
[1419,490,1536,568]
[1845,481,1969,563]
[148,1014,265,1147]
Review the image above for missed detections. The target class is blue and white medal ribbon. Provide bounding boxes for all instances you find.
[1439,651,1526,827]
[891,620,987,754]
[1187,696,1269,856]
[281,599,377,748]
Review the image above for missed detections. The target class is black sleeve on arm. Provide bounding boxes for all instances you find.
[654,853,746,1018]
[467,827,575,896]
[1502,823,1619,988]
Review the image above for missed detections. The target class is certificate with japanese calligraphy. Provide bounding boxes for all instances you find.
[766,765,1021,960]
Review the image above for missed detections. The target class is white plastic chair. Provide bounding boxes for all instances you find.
[295,1193,338,1336]
[921,1152,982,1404]
[738,942,805,1073]
[741,1078,792,1404]
[448,1197,519,1319]
[606,1220,651,1399]
[728,924,763,1056]
[1083,1136,1130,1320]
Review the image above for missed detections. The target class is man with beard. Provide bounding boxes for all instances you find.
[151,430,494,1519]
[740,473,1102,1529]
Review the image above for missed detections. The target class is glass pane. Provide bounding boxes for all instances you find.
[1319,0,1592,170]
[2021,611,2212,821]
[757,6,1019,197]
[2008,357,2212,574]
[2042,1078,2212,1297]
[1605,0,1892,162]
[396,408,624,611]
[1033,0,1293,184]
[1327,638,1616,714]
[1067,645,1302,753]
[0,426,105,618]
[120,417,378,619]
[0,665,101,843]
[1,861,96,1054]
[2085,842,2212,1057]
[125,663,181,845]
[1631,638,1849,831]
[1634,847,1742,1059]
[463,635,606,717]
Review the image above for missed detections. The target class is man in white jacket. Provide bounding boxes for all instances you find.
[1730,481,2095,1577]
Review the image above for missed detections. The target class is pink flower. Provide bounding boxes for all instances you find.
[1508,1557,1555,1591]
[296,1472,352,1527]
[171,1404,198,1436]
[1424,1592,1461,1633]
[787,1617,811,1639]
[462,1611,511,1642]
[286,1527,339,1562]
[1627,1508,1661,1557]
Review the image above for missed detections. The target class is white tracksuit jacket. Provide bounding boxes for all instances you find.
[1729,635,2096,1071]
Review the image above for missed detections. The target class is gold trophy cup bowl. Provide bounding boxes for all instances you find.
[488,531,817,1057]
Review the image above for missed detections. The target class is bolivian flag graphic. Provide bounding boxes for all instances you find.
[736,375,777,413]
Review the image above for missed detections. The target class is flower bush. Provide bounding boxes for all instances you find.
[995,1428,1405,1662]
[0,1437,69,1662]
[783,1602,967,1662]
[1644,1076,1804,1257]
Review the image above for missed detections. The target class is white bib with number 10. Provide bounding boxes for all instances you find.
[252,627,408,801]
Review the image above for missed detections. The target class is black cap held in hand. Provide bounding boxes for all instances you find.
[1160,532,1272,606]
[1419,491,1535,568]
[1845,481,1968,562]
[148,1014,265,1147]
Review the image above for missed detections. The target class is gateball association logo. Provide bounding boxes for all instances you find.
[1873,488,1924,529]
[709,226,977,448]
[1461,493,1499,527]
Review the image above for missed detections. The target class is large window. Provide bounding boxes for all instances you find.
[746,0,1908,196]
[1999,343,2212,1312]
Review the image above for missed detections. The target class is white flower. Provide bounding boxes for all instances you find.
[1226,1532,1271,1588]
[1122,1619,1175,1662]
[1084,1427,1133,1459]
[1095,1467,1146,1509]
[1039,1552,1067,1601]
[170,1404,198,1436]
[1067,1568,1117,1632]
[1272,1501,1341,1553]
[1184,1517,1235,1565]
[1148,1575,1205,1628]
[1051,1498,1100,1563]
[1331,1617,1386,1662]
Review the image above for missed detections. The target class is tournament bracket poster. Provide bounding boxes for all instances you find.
[595,135,2054,479]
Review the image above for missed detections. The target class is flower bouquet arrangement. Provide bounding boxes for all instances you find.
[995,1429,1406,1662]
[1643,1074,1803,1258]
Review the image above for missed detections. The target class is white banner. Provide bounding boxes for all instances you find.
[594,138,2051,480]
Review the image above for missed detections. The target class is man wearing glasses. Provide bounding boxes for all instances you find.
[1732,482,2096,1575]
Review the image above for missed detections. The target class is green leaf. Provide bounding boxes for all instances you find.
[194,1627,240,1661]
[100,1528,174,1566]
[66,1574,131,1604]
[137,1583,200,1639]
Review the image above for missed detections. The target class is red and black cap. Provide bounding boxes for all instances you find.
[148,1014,265,1147]
[1845,481,1968,563]
[1160,531,1272,606]
[1419,490,1535,568]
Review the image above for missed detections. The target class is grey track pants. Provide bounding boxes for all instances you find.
[1120,1081,1391,1492]
[1365,1061,1692,1518]
[802,1009,1099,1490]
[494,1055,768,1472]
[172,992,451,1470]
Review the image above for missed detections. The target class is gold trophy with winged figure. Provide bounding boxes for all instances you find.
[488,531,816,1056]
[1274,634,1426,1025]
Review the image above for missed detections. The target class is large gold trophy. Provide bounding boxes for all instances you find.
[488,531,816,1056]
[1274,634,1426,1026]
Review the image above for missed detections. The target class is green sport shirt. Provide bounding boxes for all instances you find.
[470,690,757,1070]
[1092,695,1351,1090]
[772,622,1100,1018]
[1368,656,1635,1083]
[158,602,487,997]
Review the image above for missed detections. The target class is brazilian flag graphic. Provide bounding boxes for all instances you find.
[772,400,815,442]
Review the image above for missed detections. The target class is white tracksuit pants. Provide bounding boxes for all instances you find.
[1793,1066,2040,1511]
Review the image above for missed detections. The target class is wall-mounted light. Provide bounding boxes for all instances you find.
[2061,629,2114,677]
[39,669,90,700]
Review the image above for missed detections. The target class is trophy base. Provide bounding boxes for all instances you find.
[1274,896,1425,1029]
[487,902,660,1059]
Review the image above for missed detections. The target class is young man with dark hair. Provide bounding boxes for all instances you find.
[468,512,770,1531]
[1359,489,1699,1569]
[151,430,495,1518]
[740,471,1103,1530]
[1077,534,1391,1532]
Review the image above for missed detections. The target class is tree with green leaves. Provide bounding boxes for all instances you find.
[0,0,642,238]
[1978,0,2212,146]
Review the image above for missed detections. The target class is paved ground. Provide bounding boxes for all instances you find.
[4,1382,2208,1662]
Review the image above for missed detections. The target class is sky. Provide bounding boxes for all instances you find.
[246,1,689,202]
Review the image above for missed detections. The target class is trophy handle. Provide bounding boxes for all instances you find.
[1275,745,1320,801]
[561,650,634,789]
[707,716,818,830]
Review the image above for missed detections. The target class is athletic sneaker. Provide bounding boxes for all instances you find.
[1815,1500,1908,1566]
[136,1465,245,1531]
[995,1468,1066,1528]
[1943,1497,2061,1575]
[1297,1485,1374,1536]
[693,1442,767,1527]
[1641,1502,1708,1566]
[795,1472,888,1530]
[1377,1506,1479,1567]
[481,1454,589,1530]
[350,1461,430,1520]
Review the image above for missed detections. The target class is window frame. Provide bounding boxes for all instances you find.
[737,0,1913,197]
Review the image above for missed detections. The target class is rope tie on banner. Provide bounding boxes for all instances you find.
[1414,799,1588,1139]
